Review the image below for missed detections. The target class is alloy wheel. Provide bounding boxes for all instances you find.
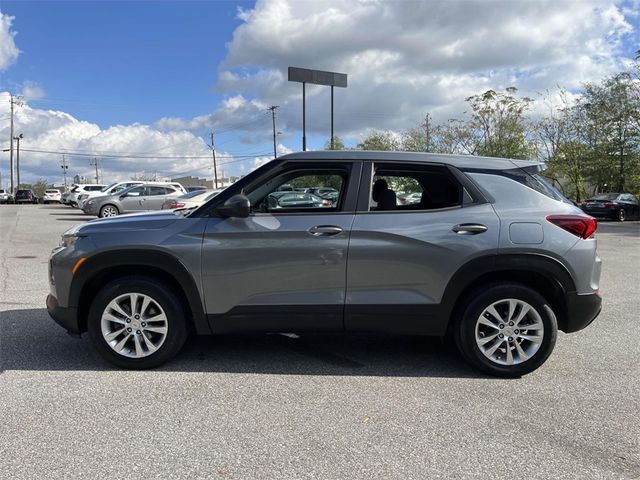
[475,298,544,366]
[101,205,118,217]
[100,292,168,358]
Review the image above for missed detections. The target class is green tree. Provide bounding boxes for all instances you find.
[324,136,346,150]
[357,131,400,151]
[580,72,640,193]
[534,90,590,201]
[463,87,535,159]
[30,178,49,200]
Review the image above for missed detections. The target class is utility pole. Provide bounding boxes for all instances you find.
[61,155,69,190]
[90,157,100,184]
[422,113,432,151]
[8,95,24,194]
[208,132,218,189]
[13,134,23,189]
[268,105,279,158]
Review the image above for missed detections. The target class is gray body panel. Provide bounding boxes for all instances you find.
[346,203,500,306]
[201,214,354,314]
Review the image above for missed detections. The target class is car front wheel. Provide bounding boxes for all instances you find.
[455,283,557,377]
[99,204,119,218]
[87,276,188,369]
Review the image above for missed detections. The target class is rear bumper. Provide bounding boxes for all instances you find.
[46,294,81,334]
[563,291,602,333]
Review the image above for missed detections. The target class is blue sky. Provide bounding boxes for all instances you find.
[1,1,246,128]
[0,0,638,185]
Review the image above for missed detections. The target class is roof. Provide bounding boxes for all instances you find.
[279,150,544,171]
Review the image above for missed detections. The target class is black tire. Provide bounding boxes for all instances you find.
[454,283,557,378]
[617,208,626,222]
[99,204,119,218]
[87,276,188,369]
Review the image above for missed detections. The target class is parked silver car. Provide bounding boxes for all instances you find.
[82,183,184,217]
[47,151,602,376]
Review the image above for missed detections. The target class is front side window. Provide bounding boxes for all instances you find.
[246,168,349,214]
[125,186,144,197]
[368,164,462,212]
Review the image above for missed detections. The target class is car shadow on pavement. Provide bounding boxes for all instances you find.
[0,308,483,378]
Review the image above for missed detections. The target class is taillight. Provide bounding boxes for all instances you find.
[170,202,186,209]
[546,215,597,239]
[602,201,617,209]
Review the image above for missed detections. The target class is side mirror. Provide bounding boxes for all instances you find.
[216,194,250,218]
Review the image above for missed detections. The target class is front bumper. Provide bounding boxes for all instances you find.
[563,291,602,333]
[46,294,81,334]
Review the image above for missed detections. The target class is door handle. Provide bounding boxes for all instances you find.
[308,225,343,236]
[452,223,488,235]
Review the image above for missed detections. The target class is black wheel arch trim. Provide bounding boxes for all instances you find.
[441,252,577,331]
[69,249,210,334]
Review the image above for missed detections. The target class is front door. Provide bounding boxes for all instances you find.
[201,161,361,333]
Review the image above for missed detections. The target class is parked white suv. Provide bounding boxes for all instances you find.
[43,189,62,204]
[77,181,186,209]
[66,184,108,208]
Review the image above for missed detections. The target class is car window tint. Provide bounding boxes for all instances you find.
[369,164,462,212]
[247,170,347,213]
[148,186,168,196]
[126,186,144,197]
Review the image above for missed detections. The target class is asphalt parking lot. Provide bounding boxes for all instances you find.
[1,204,638,479]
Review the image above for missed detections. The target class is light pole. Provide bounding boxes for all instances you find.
[13,134,23,190]
[61,155,68,190]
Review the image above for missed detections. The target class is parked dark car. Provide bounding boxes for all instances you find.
[15,189,39,204]
[580,193,639,221]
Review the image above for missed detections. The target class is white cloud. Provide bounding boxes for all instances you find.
[20,83,45,101]
[0,94,249,186]
[0,12,20,71]
[210,0,637,141]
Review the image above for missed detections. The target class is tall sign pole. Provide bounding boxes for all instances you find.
[288,67,347,152]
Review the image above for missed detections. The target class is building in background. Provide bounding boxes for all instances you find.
[171,175,242,189]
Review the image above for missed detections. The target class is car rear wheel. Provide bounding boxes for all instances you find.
[87,276,188,369]
[618,208,626,222]
[455,283,557,377]
[99,204,119,218]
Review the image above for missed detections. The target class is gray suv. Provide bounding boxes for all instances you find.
[82,183,184,217]
[47,151,602,377]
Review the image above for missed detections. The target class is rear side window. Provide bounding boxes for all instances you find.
[367,163,463,212]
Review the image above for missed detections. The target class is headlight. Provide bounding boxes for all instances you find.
[60,225,86,248]
[59,234,84,248]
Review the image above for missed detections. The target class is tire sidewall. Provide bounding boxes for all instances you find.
[457,284,558,377]
[87,276,188,369]
[618,208,626,222]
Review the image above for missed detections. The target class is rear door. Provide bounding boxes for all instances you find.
[143,186,173,210]
[201,160,361,332]
[345,160,500,335]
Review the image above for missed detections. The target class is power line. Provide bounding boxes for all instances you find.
[18,147,270,160]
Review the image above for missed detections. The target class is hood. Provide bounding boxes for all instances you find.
[71,210,179,234]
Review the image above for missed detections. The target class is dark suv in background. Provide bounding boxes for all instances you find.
[47,151,602,377]
[15,189,39,204]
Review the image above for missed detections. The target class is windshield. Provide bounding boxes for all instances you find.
[102,183,117,192]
